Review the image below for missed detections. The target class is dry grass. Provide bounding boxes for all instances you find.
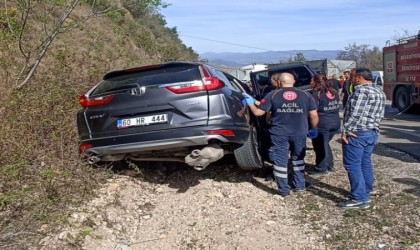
[0,3,197,248]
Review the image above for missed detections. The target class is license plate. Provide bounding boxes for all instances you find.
[117,114,168,128]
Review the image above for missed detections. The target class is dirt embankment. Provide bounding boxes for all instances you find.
[39,137,420,250]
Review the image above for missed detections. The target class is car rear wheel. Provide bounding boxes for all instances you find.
[234,126,263,170]
[395,87,411,112]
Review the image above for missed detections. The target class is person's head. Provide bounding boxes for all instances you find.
[343,71,350,79]
[354,68,373,85]
[349,69,357,83]
[270,73,282,88]
[310,74,324,89]
[279,72,295,87]
[311,73,334,93]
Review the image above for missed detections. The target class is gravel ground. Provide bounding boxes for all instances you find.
[39,136,419,250]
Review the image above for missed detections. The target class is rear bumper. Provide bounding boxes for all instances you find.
[80,125,250,156]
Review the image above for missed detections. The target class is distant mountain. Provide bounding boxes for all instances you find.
[200,50,341,67]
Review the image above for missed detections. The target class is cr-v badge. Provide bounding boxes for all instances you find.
[131,86,146,96]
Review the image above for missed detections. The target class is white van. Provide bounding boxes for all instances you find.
[372,71,384,89]
[241,64,268,82]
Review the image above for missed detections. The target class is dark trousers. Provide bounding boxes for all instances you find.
[311,129,336,172]
[271,134,307,195]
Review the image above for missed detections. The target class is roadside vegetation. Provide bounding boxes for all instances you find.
[0,0,197,248]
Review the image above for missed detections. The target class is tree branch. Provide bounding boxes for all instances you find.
[15,0,80,89]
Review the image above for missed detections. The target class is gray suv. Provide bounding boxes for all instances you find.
[77,62,262,170]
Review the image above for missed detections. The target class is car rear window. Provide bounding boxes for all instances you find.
[91,64,202,96]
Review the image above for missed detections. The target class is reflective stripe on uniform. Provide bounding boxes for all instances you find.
[274,172,288,178]
[273,165,288,172]
[292,160,305,171]
[273,165,288,179]
[292,160,304,165]
[293,166,305,171]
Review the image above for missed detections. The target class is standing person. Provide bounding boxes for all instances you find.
[255,73,282,181]
[308,74,341,176]
[339,68,386,209]
[243,72,319,197]
[341,70,354,108]
[339,75,345,88]
[328,74,341,92]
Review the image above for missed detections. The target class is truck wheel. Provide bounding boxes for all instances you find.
[395,87,411,112]
[234,126,263,170]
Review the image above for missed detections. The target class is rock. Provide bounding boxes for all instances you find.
[206,192,224,199]
[266,220,276,225]
[109,183,119,190]
[378,243,386,248]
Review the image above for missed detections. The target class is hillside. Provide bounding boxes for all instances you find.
[0,1,197,248]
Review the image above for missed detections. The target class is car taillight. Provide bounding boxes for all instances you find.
[79,94,114,107]
[166,65,225,94]
[203,77,224,90]
[207,129,235,137]
[200,65,224,90]
[166,82,206,94]
[165,77,224,94]
[79,143,92,152]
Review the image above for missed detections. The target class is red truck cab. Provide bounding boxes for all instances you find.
[383,32,420,112]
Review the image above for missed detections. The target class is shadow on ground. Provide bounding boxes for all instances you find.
[392,177,420,197]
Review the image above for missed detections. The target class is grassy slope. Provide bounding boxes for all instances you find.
[0,3,197,248]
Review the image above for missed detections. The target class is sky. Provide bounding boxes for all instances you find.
[160,0,420,54]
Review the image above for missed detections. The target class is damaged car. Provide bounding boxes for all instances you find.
[77,61,263,170]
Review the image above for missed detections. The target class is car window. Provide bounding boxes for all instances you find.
[91,65,201,96]
[253,71,270,86]
[223,72,247,92]
[268,66,312,88]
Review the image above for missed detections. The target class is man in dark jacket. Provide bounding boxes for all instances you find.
[243,72,319,197]
[341,70,354,108]
[329,74,342,92]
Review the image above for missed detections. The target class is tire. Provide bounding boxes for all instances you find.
[234,126,263,170]
[395,87,411,112]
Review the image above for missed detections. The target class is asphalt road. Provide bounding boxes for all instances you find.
[378,105,420,161]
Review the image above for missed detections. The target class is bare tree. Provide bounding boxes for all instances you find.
[336,43,382,70]
[3,0,167,89]
[7,0,83,88]
[392,29,413,43]
[360,46,382,71]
